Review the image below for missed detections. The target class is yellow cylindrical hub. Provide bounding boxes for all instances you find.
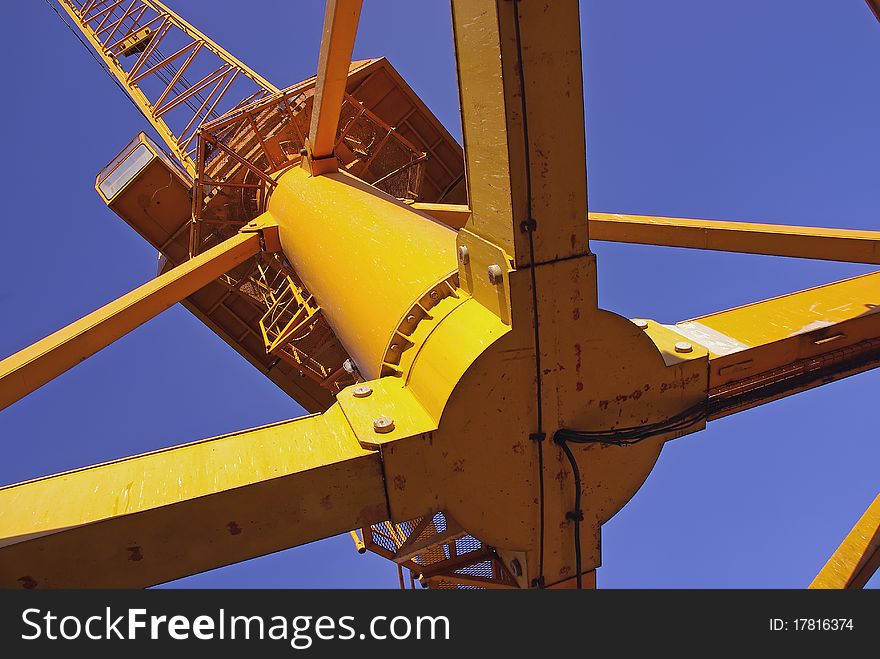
[267,167,458,379]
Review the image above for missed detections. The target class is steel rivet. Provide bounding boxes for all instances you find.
[487,264,503,285]
[429,290,440,300]
[406,315,416,323]
[248,221,258,227]
[674,341,693,354]
[352,385,372,398]
[373,416,395,434]
[632,319,649,329]
[390,344,400,352]
[457,245,470,265]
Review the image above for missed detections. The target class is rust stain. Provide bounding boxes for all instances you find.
[572,307,580,321]
[227,522,243,535]
[453,459,465,473]
[393,475,407,491]
[659,372,701,393]
[18,576,37,590]
[576,382,584,391]
[574,343,582,373]
[320,495,333,511]
[512,442,525,455]
[127,546,143,562]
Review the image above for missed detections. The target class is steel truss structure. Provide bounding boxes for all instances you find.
[0,0,878,589]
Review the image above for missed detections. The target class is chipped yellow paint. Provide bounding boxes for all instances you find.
[682,271,880,350]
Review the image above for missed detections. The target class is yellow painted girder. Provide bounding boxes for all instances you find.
[408,202,470,231]
[308,0,363,162]
[0,405,386,588]
[451,0,590,269]
[680,271,880,356]
[0,232,260,411]
[667,271,880,416]
[810,494,880,589]
[410,207,880,266]
[590,213,880,264]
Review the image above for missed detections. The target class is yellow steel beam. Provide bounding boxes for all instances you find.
[660,271,880,418]
[409,202,470,231]
[590,213,880,264]
[0,232,260,411]
[810,494,880,589]
[0,406,386,588]
[451,0,590,268]
[308,0,363,164]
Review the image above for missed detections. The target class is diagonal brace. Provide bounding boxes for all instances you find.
[590,213,880,265]
[0,231,260,411]
[810,493,880,589]
[308,0,363,166]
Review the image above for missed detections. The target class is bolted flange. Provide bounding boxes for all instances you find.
[372,416,395,433]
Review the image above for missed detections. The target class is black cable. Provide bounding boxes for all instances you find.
[511,0,547,589]
[556,403,707,447]
[554,404,707,589]
[554,435,583,590]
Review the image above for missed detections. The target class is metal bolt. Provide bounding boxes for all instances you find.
[373,416,395,434]
[632,318,649,329]
[487,264,504,285]
[429,290,440,301]
[352,385,372,398]
[674,341,693,354]
[390,344,400,353]
[406,314,416,323]
[342,359,356,374]
[457,245,470,265]
[248,221,258,227]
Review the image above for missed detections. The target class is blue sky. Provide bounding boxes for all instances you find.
[1,1,878,588]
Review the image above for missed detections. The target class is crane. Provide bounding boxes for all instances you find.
[0,0,878,589]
